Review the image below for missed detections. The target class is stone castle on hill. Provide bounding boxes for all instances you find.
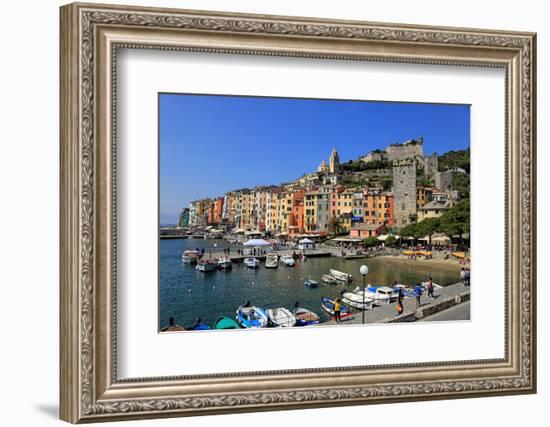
[179,137,466,235]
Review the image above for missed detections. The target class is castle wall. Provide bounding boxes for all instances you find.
[392,159,417,226]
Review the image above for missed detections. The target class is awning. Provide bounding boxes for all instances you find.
[299,238,314,244]
[243,239,272,247]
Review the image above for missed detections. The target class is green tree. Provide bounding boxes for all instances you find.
[439,198,470,238]
[438,148,470,173]
[363,236,379,247]
[385,235,397,246]
[416,217,441,245]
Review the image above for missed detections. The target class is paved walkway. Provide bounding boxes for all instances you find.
[324,282,469,325]
[418,300,470,322]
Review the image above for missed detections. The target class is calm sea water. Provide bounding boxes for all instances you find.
[159,239,460,329]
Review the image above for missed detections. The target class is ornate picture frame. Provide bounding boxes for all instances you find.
[60,2,536,423]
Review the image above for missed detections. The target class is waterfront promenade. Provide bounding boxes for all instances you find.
[324,282,470,325]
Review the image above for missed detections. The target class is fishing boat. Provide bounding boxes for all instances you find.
[266,308,296,327]
[293,307,320,326]
[181,250,199,264]
[236,304,269,328]
[341,290,375,310]
[217,255,233,269]
[281,254,295,266]
[243,257,260,268]
[305,277,318,288]
[329,269,353,282]
[186,318,211,331]
[195,259,218,272]
[320,297,353,319]
[265,253,278,268]
[322,274,338,285]
[214,316,240,330]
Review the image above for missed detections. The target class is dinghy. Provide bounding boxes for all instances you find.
[293,307,320,326]
[186,318,211,331]
[356,286,390,305]
[320,297,353,319]
[329,269,353,282]
[322,274,338,285]
[236,304,268,328]
[266,308,296,327]
[305,277,318,288]
[195,259,218,272]
[265,253,278,268]
[281,255,295,266]
[217,255,233,269]
[181,250,199,264]
[368,286,399,302]
[214,316,240,330]
[243,257,260,268]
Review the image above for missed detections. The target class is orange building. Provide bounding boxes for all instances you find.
[363,190,394,226]
[289,189,305,237]
[212,197,224,224]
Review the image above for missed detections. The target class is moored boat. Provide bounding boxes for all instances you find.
[341,290,375,310]
[243,257,260,268]
[369,286,399,302]
[214,316,241,330]
[281,254,295,266]
[217,255,233,269]
[322,274,338,285]
[358,286,391,305]
[181,250,199,264]
[305,277,318,288]
[265,253,278,268]
[236,304,268,328]
[186,318,211,331]
[266,308,296,327]
[320,297,353,319]
[329,269,353,282]
[293,307,320,326]
[195,259,218,272]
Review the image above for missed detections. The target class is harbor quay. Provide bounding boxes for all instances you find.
[323,282,470,325]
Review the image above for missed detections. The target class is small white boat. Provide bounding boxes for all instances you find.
[217,255,232,269]
[181,250,199,264]
[329,269,353,282]
[236,304,268,328]
[244,257,260,268]
[195,259,217,272]
[266,308,296,327]
[281,255,295,266]
[341,290,375,310]
[358,286,391,305]
[322,274,337,285]
[265,253,278,268]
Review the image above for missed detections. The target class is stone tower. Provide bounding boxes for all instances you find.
[392,159,417,227]
[329,148,340,174]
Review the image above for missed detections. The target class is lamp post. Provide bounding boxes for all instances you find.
[360,264,369,324]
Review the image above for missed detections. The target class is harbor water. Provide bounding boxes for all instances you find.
[159,239,461,330]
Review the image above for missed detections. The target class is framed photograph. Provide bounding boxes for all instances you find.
[60,2,537,423]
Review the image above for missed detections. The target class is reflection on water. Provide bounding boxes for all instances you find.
[159,239,460,329]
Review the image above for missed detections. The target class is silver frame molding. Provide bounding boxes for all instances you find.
[60,2,537,423]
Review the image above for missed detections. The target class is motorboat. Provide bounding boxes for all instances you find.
[214,316,241,330]
[181,250,199,264]
[265,253,278,268]
[329,269,353,282]
[322,274,338,285]
[305,277,318,288]
[293,307,320,326]
[217,255,233,269]
[281,255,295,266]
[320,297,353,319]
[243,257,260,268]
[236,304,268,328]
[341,290,375,310]
[266,308,296,327]
[195,259,218,272]
[355,286,390,305]
[392,284,417,298]
[368,286,399,302]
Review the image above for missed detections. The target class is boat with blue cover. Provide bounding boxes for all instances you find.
[236,302,268,328]
[186,318,211,331]
[305,277,318,288]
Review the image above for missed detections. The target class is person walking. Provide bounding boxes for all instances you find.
[427,277,435,300]
[414,283,423,309]
[460,268,466,286]
[397,286,405,305]
[333,298,342,323]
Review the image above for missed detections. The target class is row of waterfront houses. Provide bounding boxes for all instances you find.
[180,184,453,238]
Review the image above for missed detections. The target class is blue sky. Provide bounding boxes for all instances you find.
[159,93,470,224]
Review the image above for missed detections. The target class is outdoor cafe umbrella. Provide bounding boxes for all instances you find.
[298,238,314,244]
[243,239,272,247]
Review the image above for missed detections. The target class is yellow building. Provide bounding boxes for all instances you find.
[304,190,318,232]
[417,186,434,209]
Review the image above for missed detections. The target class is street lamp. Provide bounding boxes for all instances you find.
[360,264,369,324]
